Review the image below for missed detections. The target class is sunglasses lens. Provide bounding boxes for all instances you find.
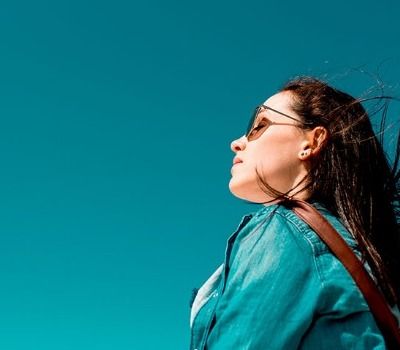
[246,107,260,137]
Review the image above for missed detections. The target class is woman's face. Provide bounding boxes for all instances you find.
[229,91,311,204]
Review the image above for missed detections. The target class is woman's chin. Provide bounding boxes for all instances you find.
[228,180,275,204]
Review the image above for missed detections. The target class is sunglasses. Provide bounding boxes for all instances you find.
[245,104,312,141]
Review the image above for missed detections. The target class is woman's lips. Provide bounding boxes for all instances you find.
[233,157,243,165]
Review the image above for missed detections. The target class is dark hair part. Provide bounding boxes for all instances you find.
[257,76,400,306]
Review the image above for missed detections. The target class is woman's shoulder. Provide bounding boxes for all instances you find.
[266,201,370,313]
[267,201,360,255]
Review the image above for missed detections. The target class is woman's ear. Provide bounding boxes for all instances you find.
[310,126,328,155]
[298,126,328,160]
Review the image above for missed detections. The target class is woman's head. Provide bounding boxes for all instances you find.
[229,77,390,207]
[229,85,328,204]
[229,76,400,305]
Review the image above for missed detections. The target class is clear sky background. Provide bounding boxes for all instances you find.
[0,0,399,349]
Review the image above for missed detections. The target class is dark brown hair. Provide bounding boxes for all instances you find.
[257,76,400,306]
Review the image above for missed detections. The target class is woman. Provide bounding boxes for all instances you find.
[189,77,400,349]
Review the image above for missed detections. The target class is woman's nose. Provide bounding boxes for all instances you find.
[230,136,246,152]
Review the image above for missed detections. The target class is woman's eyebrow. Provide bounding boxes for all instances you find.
[263,105,294,119]
[262,105,310,124]
[255,115,271,124]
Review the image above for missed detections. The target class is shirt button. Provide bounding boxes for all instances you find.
[213,292,219,298]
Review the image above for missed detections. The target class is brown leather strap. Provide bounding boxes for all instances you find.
[285,199,400,349]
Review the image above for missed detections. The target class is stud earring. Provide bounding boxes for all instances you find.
[300,150,310,157]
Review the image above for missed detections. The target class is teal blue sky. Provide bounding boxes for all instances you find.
[0,1,399,349]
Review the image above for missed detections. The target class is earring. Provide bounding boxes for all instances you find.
[300,150,310,157]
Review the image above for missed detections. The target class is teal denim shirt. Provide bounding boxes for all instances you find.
[189,202,388,349]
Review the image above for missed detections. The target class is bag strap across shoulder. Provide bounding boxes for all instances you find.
[284,199,400,350]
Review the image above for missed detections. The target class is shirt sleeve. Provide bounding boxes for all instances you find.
[299,310,386,349]
[301,250,387,349]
